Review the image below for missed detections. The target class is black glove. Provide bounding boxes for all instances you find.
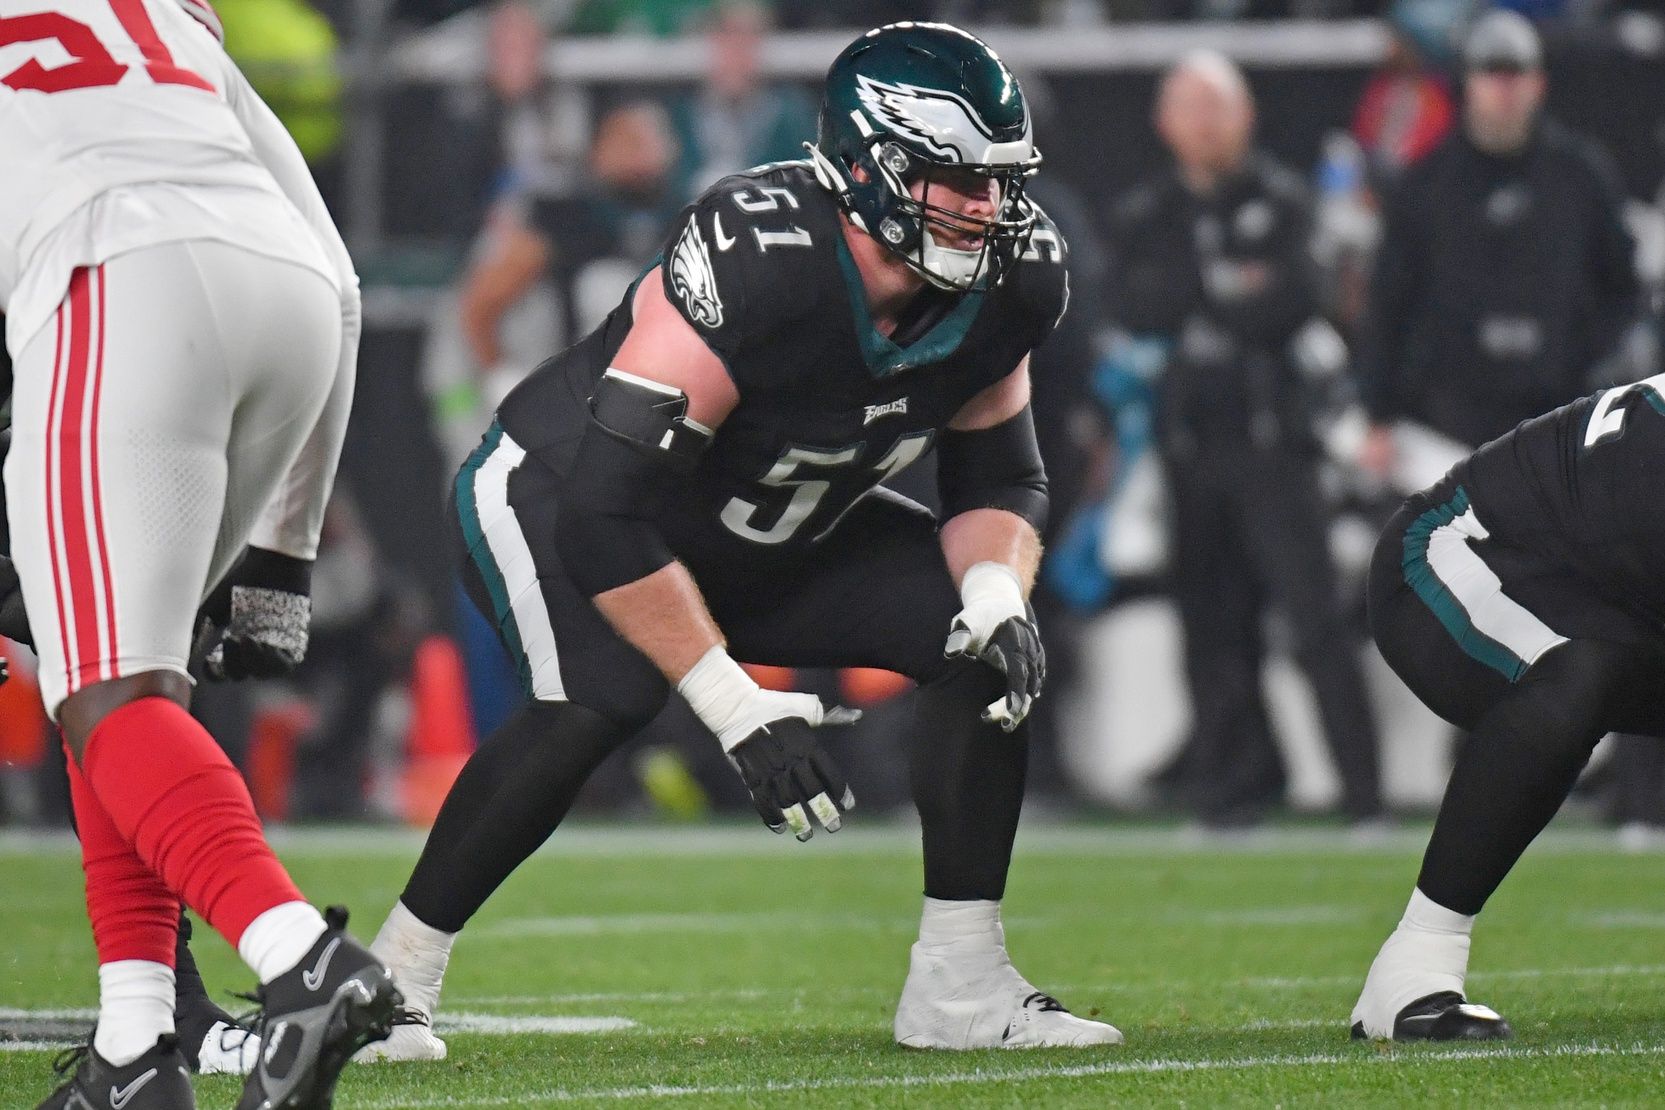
[947,604,1045,732]
[727,710,858,842]
[203,547,313,681]
[0,554,31,649]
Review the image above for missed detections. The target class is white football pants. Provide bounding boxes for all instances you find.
[6,239,341,717]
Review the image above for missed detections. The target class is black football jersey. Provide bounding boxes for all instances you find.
[1454,372,1665,628]
[496,161,1069,559]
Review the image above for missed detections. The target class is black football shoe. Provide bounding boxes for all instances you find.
[36,1033,194,1110]
[1349,991,1513,1042]
[236,906,401,1110]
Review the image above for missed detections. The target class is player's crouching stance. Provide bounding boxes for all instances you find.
[1352,373,1665,1041]
[361,22,1121,1060]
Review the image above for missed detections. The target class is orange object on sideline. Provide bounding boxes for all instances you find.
[0,641,48,766]
[742,663,797,692]
[839,667,912,706]
[402,634,478,825]
[245,702,314,821]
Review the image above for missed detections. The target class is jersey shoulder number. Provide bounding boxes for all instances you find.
[660,163,830,355]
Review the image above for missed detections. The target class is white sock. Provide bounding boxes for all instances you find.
[1351,888,1476,1036]
[239,901,329,984]
[370,900,457,1015]
[94,961,175,1066]
[917,897,1004,953]
[1402,888,1476,936]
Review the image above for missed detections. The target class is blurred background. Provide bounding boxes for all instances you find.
[2,0,1662,839]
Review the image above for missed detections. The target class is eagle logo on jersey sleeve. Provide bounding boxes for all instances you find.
[669,216,725,330]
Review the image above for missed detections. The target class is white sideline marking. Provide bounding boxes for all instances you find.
[356,1042,1665,1107]
[0,1008,96,1021]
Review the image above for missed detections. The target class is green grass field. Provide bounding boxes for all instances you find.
[3,821,1665,1107]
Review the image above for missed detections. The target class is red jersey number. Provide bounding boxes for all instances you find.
[1,0,212,93]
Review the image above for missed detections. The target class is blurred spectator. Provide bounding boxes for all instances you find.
[1351,16,1456,190]
[457,100,682,376]
[1105,51,1383,827]
[486,0,592,202]
[671,1,817,196]
[1357,8,1641,477]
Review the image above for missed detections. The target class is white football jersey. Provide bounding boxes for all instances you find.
[0,0,338,350]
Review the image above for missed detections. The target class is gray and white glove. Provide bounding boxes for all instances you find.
[203,547,313,681]
[944,562,1045,732]
[678,646,859,840]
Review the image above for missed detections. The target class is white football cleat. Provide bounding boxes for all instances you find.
[195,1019,261,1074]
[356,901,455,1063]
[354,1005,448,1062]
[1351,890,1477,1040]
[894,942,1123,1049]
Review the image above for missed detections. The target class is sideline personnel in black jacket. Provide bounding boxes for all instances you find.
[1359,9,1639,466]
[1106,51,1382,826]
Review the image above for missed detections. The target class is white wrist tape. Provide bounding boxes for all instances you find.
[677,646,762,752]
[959,562,1025,618]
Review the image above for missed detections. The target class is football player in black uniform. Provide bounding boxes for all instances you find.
[363,22,1124,1057]
[1352,372,1665,1041]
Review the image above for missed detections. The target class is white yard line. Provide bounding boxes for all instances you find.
[1576,912,1665,929]
[0,1008,634,1042]
[437,1014,636,1034]
[354,1041,1665,1107]
[445,962,1665,1009]
[474,911,903,939]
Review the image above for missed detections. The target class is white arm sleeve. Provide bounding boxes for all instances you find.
[221,58,360,561]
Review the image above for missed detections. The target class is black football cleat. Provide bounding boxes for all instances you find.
[236,906,401,1110]
[36,1033,194,1110]
[1350,991,1513,1042]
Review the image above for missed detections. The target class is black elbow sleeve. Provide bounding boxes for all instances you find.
[936,405,1049,534]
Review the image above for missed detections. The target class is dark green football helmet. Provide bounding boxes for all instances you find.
[809,22,1041,292]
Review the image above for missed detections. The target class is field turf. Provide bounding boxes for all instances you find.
[3,821,1664,1107]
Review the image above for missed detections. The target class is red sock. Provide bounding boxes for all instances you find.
[66,749,179,966]
[82,697,305,948]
